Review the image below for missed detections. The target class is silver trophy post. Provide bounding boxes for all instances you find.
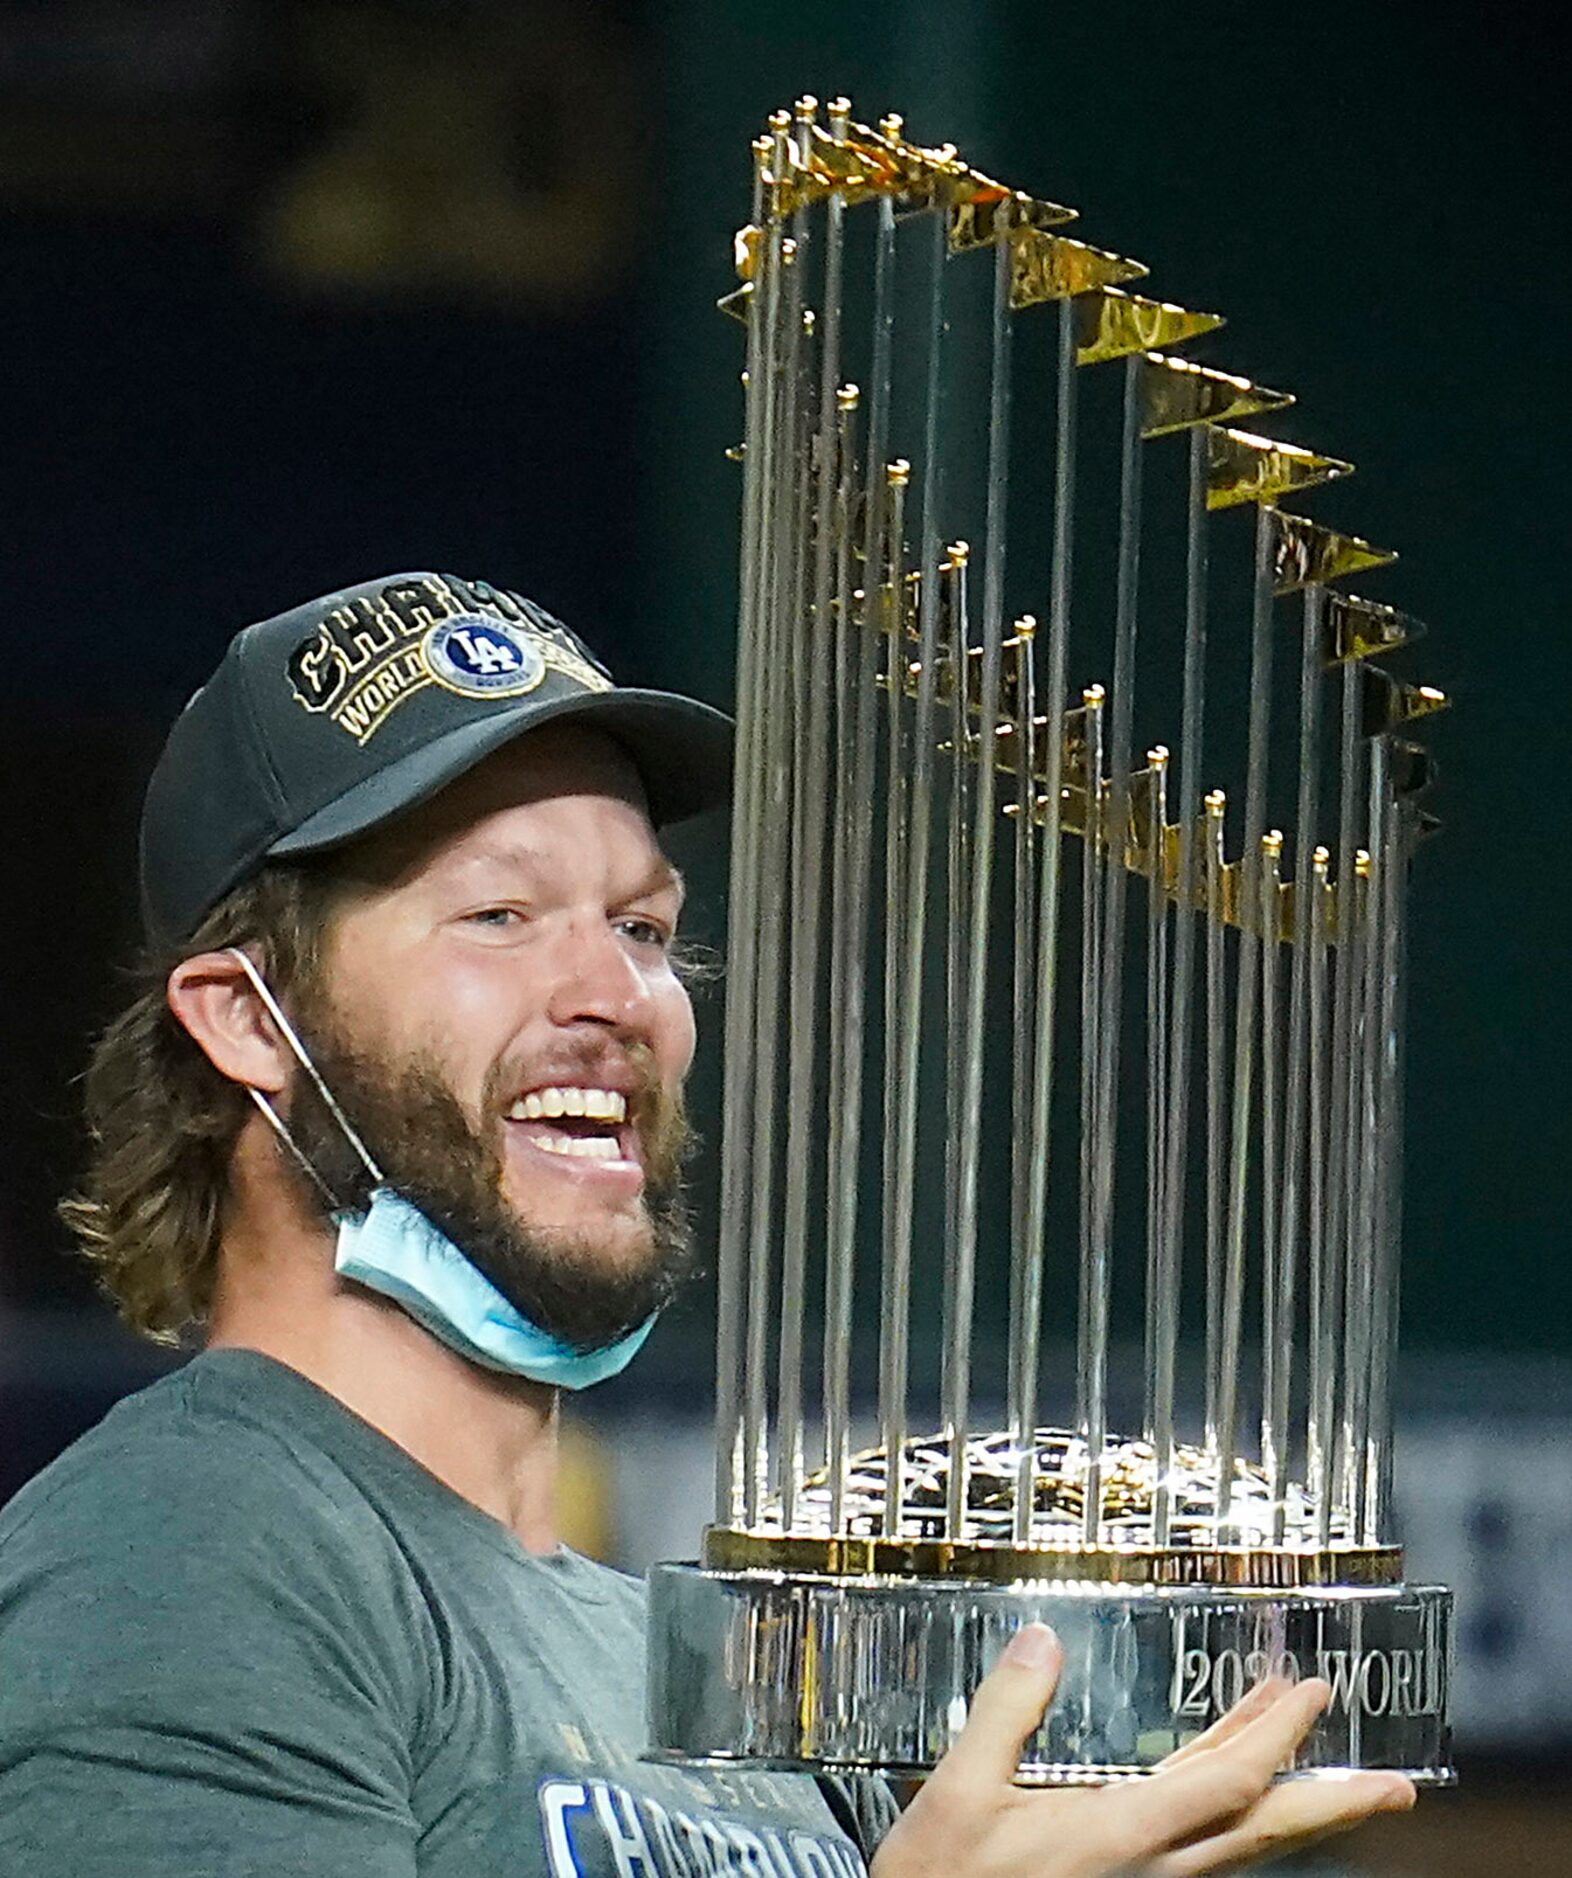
[655,101,1454,1785]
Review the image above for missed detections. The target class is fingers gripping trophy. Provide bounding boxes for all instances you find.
[648,98,1454,1786]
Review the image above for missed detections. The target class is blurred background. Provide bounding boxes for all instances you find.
[1,2,1567,1869]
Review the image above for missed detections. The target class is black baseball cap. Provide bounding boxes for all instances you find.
[140,572,733,949]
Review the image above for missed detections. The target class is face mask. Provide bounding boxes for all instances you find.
[225,950,658,1389]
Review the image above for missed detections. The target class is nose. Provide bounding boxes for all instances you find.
[542,915,655,1037]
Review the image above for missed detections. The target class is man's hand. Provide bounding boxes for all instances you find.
[870,1623,1414,1877]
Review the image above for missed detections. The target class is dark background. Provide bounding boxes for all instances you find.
[0,3,1568,1856]
[4,0,1566,1350]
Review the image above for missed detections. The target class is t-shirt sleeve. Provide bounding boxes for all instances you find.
[0,1422,424,1876]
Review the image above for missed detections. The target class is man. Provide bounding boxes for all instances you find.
[0,573,1413,1874]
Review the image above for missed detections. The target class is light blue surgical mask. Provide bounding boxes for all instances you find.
[225,950,657,1388]
[332,1188,654,1385]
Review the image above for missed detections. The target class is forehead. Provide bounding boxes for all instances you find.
[341,725,670,892]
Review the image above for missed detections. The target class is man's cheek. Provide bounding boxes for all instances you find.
[661,976,697,1078]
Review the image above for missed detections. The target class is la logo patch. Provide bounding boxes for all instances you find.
[287,575,609,743]
[425,614,547,699]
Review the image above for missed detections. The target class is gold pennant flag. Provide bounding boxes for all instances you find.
[1324,592,1426,664]
[1074,289,1224,367]
[1009,230,1147,307]
[1361,669,1449,738]
[1272,510,1397,594]
[948,176,1077,252]
[767,113,956,215]
[1391,739,1437,798]
[799,121,911,207]
[768,114,1079,229]
[1206,427,1353,511]
[1140,355,1292,438]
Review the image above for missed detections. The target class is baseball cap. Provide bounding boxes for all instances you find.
[139,571,733,949]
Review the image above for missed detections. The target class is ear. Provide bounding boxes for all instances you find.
[166,949,293,1096]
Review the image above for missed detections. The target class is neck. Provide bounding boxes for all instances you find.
[207,1127,562,1553]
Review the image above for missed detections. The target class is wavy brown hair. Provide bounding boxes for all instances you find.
[59,864,347,1343]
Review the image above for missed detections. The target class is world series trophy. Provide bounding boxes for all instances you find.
[647,99,1454,1784]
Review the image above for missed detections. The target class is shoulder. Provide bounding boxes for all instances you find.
[0,1357,427,1861]
[0,1353,432,1724]
[1,1352,390,1572]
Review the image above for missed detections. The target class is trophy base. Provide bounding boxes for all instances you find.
[646,1563,1454,1784]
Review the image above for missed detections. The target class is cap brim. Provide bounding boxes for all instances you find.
[267,687,733,861]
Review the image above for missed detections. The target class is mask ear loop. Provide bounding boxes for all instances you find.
[246,1082,348,1211]
[223,947,386,1191]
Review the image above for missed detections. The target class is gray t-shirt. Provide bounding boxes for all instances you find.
[0,1349,887,1876]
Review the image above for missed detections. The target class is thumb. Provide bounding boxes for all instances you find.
[935,1623,1063,1790]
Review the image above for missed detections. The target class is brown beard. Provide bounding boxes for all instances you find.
[280,994,698,1352]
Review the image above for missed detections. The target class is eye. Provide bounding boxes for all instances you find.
[465,906,522,930]
[616,915,671,950]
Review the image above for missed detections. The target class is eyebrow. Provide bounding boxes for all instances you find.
[631,856,687,906]
[450,842,685,905]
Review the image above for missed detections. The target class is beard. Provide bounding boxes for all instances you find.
[280,993,699,1352]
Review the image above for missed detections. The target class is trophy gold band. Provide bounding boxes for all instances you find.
[648,99,1454,1784]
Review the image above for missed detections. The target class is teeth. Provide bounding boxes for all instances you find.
[509,1087,627,1123]
[527,1130,625,1161]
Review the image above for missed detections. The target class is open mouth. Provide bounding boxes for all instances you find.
[505,1085,638,1166]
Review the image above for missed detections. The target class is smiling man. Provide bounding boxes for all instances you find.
[0,573,1412,1876]
[251,726,702,1380]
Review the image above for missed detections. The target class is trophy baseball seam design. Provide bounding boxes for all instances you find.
[649,99,1453,1783]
